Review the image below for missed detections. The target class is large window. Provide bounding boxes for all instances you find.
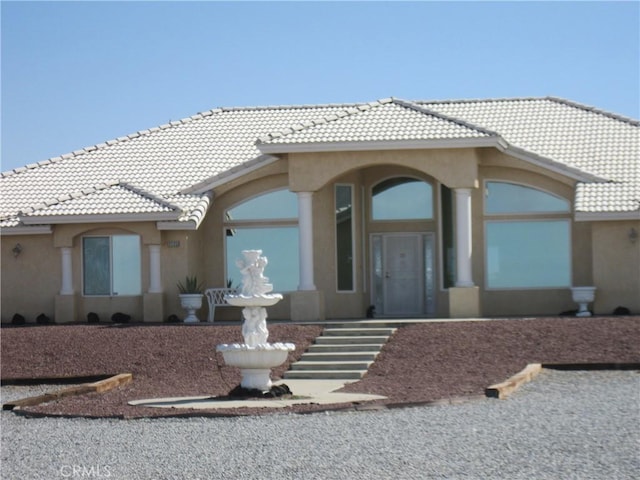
[440,185,455,288]
[83,235,141,295]
[486,221,570,288]
[484,182,571,289]
[372,178,433,220]
[225,190,299,292]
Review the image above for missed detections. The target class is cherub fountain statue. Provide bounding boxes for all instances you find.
[216,250,295,393]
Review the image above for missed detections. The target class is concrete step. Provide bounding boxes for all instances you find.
[322,328,396,337]
[323,321,411,329]
[284,323,396,382]
[299,352,378,362]
[283,370,366,380]
[307,344,383,353]
[315,336,389,345]
[290,360,373,371]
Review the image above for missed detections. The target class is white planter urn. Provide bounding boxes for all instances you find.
[570,286,596,317]
[179,294,203,323]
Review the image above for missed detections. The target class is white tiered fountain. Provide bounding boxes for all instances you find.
[216,250,295,392]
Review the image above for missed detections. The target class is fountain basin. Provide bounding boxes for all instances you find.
[216,342,295,368]
[216,343,295,391]
[225,293,283,307]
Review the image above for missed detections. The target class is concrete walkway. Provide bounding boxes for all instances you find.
[128,379,385,410]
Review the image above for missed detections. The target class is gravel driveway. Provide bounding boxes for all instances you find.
[2,369,638,479]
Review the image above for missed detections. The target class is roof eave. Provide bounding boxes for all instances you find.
[575,211,640,222]
[182,154,280,194]
[257,137,500,155]
[498,144,608,183]
[20,212,181,225]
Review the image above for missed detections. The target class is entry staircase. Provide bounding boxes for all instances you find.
[283,321,398,380]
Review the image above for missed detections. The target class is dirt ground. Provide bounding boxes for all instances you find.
[1,317,638,418]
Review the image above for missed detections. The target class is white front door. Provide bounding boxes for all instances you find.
[372,233,438,316]
[383,234,423,315]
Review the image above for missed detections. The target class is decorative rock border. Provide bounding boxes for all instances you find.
[485,363,542,399]
[484,362,640,399]
[2,374,132,411]
[3,363,638,416]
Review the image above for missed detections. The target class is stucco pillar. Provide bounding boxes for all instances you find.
[454,188,474,287]
[290,191,324,321]
[148,244,162,293]
[56,246,76,322]
[60,247,74,294]
[144,244,164,322]
[449,188,480,318]
[297,191,316,291]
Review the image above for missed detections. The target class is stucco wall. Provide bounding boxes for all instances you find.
[289,149,480,191]
[592,220,640,314]
[162,230,207,322]
[1,234,58,322]
[1,222,203,323]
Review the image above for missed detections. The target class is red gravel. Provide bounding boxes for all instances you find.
[1,317,638,418]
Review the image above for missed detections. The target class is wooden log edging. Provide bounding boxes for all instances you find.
[2,373,132,411]
[485,363,542,399]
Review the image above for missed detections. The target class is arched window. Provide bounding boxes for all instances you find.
[226,189,298,220]
[485,182,570,214]
[224,189,299,292]
[372,178,433,220]
[484,181,571,289]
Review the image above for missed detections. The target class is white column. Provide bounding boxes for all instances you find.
[454,188,474,287]
[148,244,162,293]
[60,247,74,295]
[297,191,316,290]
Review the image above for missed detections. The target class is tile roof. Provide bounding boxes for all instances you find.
[418,97,639,215]
[257,98,495,147]
[1,96,638,230]
[20,183,179,219]
[419,97,639,183]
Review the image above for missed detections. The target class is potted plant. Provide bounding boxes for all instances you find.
[177,276,204,323]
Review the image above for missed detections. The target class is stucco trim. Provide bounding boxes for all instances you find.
[0,225,53,236]
[156,220,200,230]
[257,137,500,154]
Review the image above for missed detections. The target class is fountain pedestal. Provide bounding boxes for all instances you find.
[215,250,294,393]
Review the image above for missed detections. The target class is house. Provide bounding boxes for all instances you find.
[1,97,638,323]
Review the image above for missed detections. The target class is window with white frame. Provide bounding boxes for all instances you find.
[484,181,571,289]
[224,189,299,292]
[83,235,141,295]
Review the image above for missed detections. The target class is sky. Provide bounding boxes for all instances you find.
[2,1,639,173]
